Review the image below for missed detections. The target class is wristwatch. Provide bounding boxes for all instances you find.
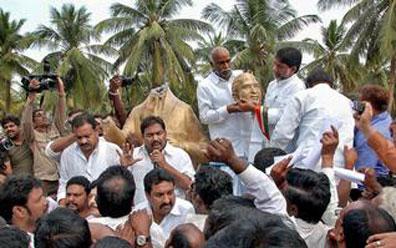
[136,235,151,247]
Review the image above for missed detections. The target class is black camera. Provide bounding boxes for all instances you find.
[21,60,58,93]
[0,137,14,153]
[119,76,136,87]
[352,101,366,115]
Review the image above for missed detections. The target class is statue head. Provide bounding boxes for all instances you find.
[232,72,262,104]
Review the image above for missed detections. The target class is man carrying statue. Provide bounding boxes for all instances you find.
[197,46,305,162]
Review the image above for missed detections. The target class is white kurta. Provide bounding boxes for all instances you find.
[265,74,306,135]
[270,83,354,171]
[197,70,251,157]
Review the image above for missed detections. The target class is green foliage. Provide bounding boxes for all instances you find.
[317,0,396,111]
[0,9,37,115]
[95,0,213,90]
[202,0,320,88]
[32,4,115,111]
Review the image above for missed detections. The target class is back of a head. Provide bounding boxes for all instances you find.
[167,223,204,248]
[253,147,286,174]
[378,187,396,222]
[35,208,92,248]
[343,204,396,248]
[275,47,302,72]
[204,213,307,248]
[285,168,331,224]
[194,166,233,209]
[359,84,389,113]
[96,166,136,218]
[305,68,334,88]
[0,226,30,248]
[0,175,41,223]
[93,236,132,248]
[205,199,258,240]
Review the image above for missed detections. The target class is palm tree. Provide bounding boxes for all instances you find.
[0,9,37,114]
[95,0,213,88]
[317,0,396,110]
[288,20,362,93]
[32,4,116,110]
[202,0,320,86]
[194,32,243,77]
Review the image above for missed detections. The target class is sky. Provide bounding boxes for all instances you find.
[0,0,349,64]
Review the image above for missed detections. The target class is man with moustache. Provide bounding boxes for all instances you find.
[265,47,305,135]
[65,176,91,219]
[134,169,195,241]
[57,113,121,205]
[0,175,48,247]
[196,46,246,157]
[127,116,195,205]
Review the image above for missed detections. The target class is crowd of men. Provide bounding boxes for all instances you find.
[1,46,396,248]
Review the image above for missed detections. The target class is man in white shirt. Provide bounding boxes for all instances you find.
[204,138,288,216]
[196,47,246,156]
[270,68,354,170]
[57,113,121,203]
[265,47,306,136]
[128,116,195,205]
[134,169,195,241]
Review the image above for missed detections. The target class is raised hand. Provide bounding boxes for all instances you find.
[109,75,122,94]
[270,156,292,190]
[343,145,358,170]
[118,142,142,168]
[359,167,382,200]
[321,125,339,157]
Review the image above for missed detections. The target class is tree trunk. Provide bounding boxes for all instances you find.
[5,79,11,113]
[152,41,164,88]
[389,55,396,113]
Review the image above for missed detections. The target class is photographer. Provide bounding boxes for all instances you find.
[21,76,66,197]
[0,115,33,176]
[354,84,392,178]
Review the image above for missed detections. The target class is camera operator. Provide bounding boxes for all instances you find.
[21,76,66,198]
[108,75,127,128]
[0,115,33,176]
[354,84,393,178]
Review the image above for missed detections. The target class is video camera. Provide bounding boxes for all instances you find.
[0,137,14,153]
[119,76,137,87]
[21,60,58,93]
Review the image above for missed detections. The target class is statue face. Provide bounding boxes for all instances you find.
[236,78,262,104]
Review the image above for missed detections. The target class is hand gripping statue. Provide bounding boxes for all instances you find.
[231,72,269,162]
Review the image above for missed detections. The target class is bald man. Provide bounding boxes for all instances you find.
[196,47,247,157]
[165,223,205,248]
